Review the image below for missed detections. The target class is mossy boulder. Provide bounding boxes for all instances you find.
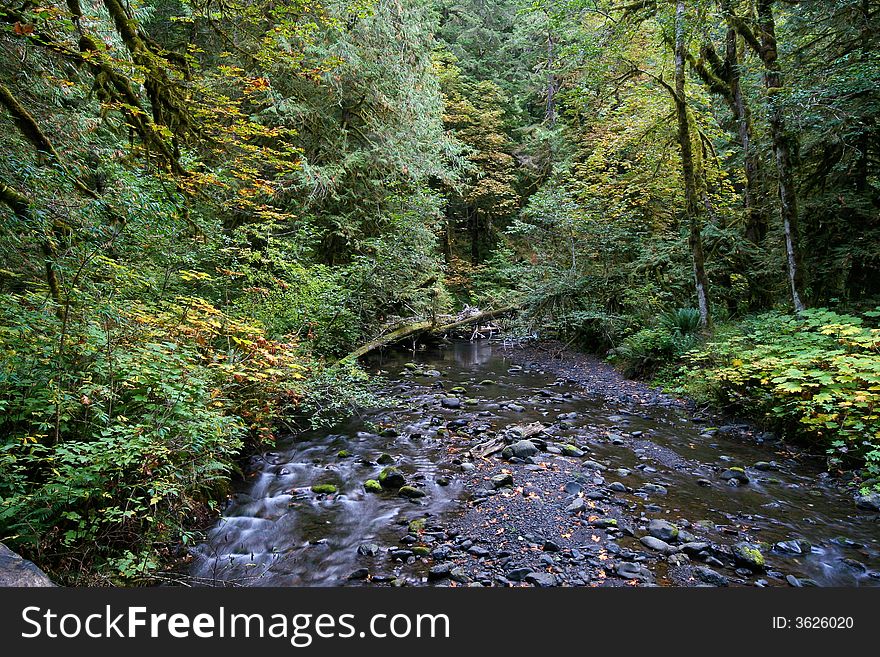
[733,542,766,570]
[399,485,427,499]
[311,484,338,494]
[378,466,406,489]
[562,443,585,457]
[336,450,352,458]
[376,453,395,465]
[364,479,382,493]
[721,467,750,484]
[408,518,427,533]
[647,519,679,542]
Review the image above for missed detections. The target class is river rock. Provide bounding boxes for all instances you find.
[509,440,539,458]
[450,567,471,584]
[357,543,380,557]
[720,468,750,485]
[441,397,461,409]
[641,483,668,496]
[732,542,766,571]
[428,563,452,580]
[376,453,395,465]
[0,544,54,587]
[364,479,382,493]
[378,466,406,489]
[504,567,530,582]
[608,482,627,493]
[564,481,584,495]
[647,519,679,542]
[424,370,442,377]
[467,545,491,558]
[774,539,811,555]
[525,572,557,587]
[399,485,427,499]
[667,553,689,567]
[855,491,880,512]
[694,566,729,587]
[640,536,674,553]
[562,444,585,457]
[348,568,369,580]
[680,542,711,556]
[566,497,586,514]
[431,545,452,560]
[616,562,654,583]
[591,518,617,529]
[491,473,514,489]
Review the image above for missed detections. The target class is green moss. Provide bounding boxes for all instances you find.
[742,547,764,566]
[398,485,427,498]
[364,479,382,493]
[311,484,337,494]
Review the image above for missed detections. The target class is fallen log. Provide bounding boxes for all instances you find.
[339,305,519,363]
[469,436,506,459]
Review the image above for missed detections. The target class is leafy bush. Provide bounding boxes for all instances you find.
[610,308,701,376]
[0,294,245,583]
[683,309,880,486]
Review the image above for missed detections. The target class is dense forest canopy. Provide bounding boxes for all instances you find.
[0,0,877,583]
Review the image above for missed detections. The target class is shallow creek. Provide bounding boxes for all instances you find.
[190,340,880,587]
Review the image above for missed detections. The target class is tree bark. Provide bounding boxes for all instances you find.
[674,1,711,327]
[731,1,805,311]
[756,0,804,312]
[723,21,767,244]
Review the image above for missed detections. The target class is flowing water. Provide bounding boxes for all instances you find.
[189,340,880,586]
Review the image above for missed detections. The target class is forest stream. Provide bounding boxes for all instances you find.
[189,340,880,588]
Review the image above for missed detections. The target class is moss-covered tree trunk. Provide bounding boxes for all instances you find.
[756,0,805,312]
[675,1,711,327]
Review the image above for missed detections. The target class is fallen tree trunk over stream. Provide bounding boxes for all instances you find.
[339,305,519,363]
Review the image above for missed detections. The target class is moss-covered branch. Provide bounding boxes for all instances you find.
[339,306,519,363]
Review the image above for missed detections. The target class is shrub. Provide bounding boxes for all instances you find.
[610,308,701,377]
[0,294,245,583]
[683,309,880,487]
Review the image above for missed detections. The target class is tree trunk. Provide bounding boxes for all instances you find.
[339,306,519,363]
[756,0,805,312]
[675,1,711,327]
